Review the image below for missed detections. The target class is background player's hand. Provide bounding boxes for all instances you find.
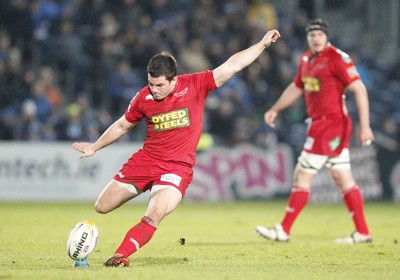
[72,142,96,158]
[263,29,281,48]
[359,126,374,146]
[264,109,278,128]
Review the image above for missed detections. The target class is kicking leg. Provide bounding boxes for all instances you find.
[105,186,182,266]
[95,179,140,214]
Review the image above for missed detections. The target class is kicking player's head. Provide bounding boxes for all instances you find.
[147,52,177,82]
[305,18,329,36]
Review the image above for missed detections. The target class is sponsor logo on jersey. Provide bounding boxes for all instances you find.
[329,136,342,151]
[174,87,188,97]
[151,108,190,131]
[302,77,320,92]
[341,52,352,63]
[347,66,359,79]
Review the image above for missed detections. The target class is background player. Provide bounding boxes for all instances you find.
[73,29,281,267]
[255,19,374,244]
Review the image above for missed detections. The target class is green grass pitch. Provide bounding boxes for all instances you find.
[0,200,399,280]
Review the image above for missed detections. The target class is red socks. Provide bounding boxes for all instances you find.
[343,185,370,235]
[281,186,310,235]
[280,185,370,236]
[115,217,157,257]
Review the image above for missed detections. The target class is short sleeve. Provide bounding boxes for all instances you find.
[332,52,360,87]
[124,91,144,124]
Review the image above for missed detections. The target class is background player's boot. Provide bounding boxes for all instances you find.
[255,223,290,242]
[334,231,372,244]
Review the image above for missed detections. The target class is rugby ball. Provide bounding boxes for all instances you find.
[67,219,99,260]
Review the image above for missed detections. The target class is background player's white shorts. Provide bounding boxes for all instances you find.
[297,148,351,174]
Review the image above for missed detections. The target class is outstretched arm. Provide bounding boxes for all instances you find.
[346,79,374,145]
[213,29,281,88]
[72,115,136,158]
[264,82,303,127]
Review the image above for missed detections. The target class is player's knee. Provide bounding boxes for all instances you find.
[293,166,314,188]
[94,200,108,214]
[145,205,171,224]
[329,170,340,183]
[328,168,354,190]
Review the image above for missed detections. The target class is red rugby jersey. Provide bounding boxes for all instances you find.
[293,44,360,119]
[124,70,217,166]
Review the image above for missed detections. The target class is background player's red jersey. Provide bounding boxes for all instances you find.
[294,44,360,119]
[125,70,217,166]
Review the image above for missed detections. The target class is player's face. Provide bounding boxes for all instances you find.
[148,75,177,100]
[307,30,328,54]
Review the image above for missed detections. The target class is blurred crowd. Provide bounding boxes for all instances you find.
[0,0,399,152]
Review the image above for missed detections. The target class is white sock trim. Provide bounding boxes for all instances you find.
[129,237,140,251]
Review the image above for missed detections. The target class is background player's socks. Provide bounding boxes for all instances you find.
[343,185,370,235]
[281,186,310,235]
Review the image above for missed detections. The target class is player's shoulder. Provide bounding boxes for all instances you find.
[326,45,353,63]
[131,86,152,102]
[179,70,213,80]
[325,45,343,57]
[299,50,313,63]
[177,71,215,88]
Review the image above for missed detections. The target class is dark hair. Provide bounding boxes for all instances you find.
[147,51,177,81]
[305,18,329,35]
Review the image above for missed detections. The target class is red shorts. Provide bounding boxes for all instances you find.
[113,149,193,198]
[303,114,352,156]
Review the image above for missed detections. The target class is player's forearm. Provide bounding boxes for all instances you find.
[354,91,371,128]
[226,41,267,73]
[92,127,122,152]
[272,83,303,112]
[213,41,267,87]
[213,30,279,87]
[223,29,280,74]
[350,80,371,128]
[92,117,131,151]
